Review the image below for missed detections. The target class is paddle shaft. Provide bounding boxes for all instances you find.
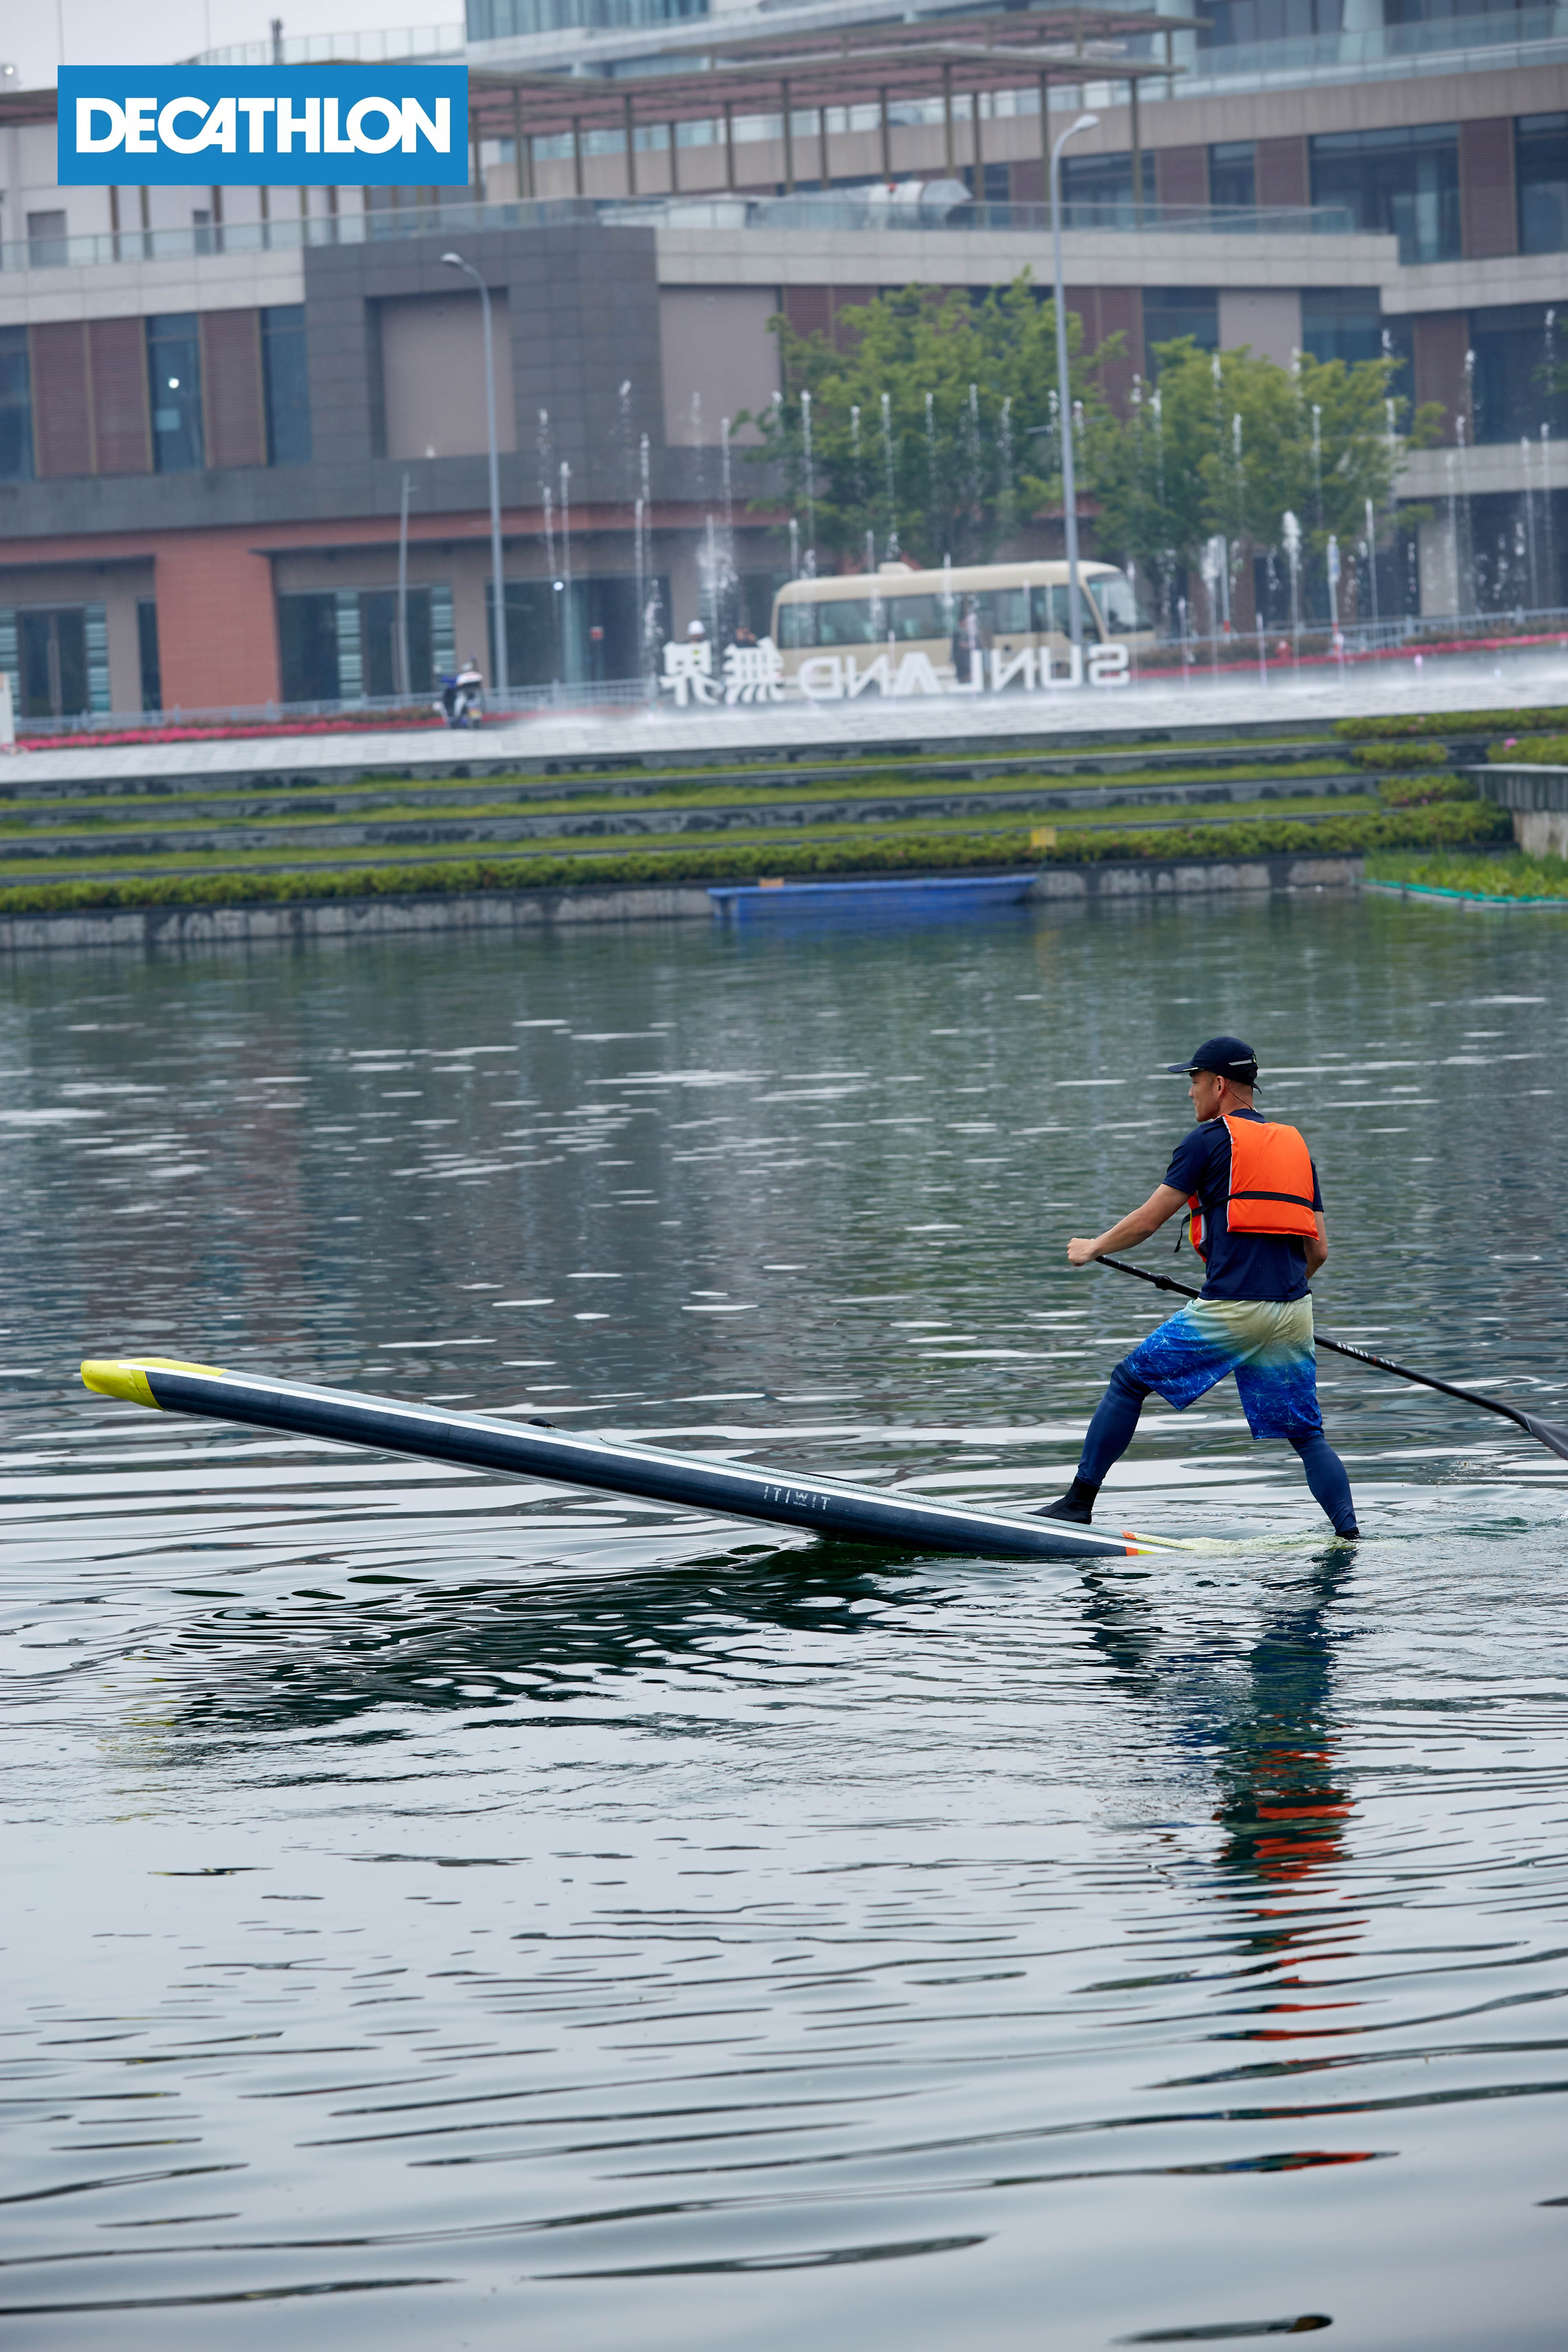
[1096,1253,1568,1460]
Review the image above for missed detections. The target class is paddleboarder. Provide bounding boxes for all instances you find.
[1042,1036,1359,1540]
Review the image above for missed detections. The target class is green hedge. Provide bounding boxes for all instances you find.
[1366,847,1568,900]
[1350,742,1448,770]
[1490,735,1568,766]
[0,799,1513,918]
[1375,773,1479,806]
[1337,706,1568,742]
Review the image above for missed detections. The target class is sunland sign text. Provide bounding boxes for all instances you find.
[58,66,469,185]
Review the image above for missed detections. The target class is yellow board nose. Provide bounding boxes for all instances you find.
[81,1358,226,1408]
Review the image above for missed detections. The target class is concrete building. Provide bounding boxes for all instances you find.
[0,0,1564,719]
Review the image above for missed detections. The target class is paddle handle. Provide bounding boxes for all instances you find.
[1095,1251,1538,1437]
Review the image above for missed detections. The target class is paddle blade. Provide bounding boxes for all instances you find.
[1521,1414,1568,1464]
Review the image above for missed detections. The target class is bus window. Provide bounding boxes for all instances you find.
[1085,573,1152,635]
[977,586,1030,634]
[778,602,817,649]
[815,598,878,646]
[1031,583,1070,635]
[883,592,950,641]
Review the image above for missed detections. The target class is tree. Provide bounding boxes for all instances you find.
[738,274,1116,573]
[1089,338,1445,626]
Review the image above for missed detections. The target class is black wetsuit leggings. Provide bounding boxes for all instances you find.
[1078,1360,1357,1534]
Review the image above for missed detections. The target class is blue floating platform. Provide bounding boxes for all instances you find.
[709,873,1039,922]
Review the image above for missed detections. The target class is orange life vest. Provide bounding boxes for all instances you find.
[1187,1114,1318,1254]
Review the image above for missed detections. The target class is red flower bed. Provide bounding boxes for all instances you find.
[15,709,449,753]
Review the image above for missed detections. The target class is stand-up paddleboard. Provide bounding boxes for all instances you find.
[80,1357,1165,1563]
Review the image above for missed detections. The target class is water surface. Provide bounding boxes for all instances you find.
[3,896,1566,2349]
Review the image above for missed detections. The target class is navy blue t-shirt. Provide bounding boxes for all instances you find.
[1163,1109,1323,1302]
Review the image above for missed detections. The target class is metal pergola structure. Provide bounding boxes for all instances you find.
[466,8,1198,220]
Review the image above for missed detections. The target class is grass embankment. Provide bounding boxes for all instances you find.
[1366,849,1568,901]
[0,755,1359,836]
[1337,706,1568,742]
[0,797,1512,918]
[1493,735,1568,766]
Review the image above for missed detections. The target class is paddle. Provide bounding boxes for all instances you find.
[1095,1253,1568,1465]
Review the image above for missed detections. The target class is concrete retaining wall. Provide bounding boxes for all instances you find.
[0,854,1363,956]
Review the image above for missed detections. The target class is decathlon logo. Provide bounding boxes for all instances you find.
[58,66,468,186]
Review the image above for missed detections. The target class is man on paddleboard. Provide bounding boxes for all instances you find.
[1043,1035,1359,1539]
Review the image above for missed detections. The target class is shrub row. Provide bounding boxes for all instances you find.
[1366,847,1568,900]
[1490,735,1568,767]
[1374,773,1479,806]
[0,800,1513,918]
[1336,706,1568,742]
[1349,742,1448,770]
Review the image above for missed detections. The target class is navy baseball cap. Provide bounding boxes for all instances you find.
[1166,1035,1259,1085]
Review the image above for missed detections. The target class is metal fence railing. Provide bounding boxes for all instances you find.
[0,191,1365,276]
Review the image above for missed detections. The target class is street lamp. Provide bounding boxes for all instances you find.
[1051,111,1098,659]
[441,251,509,698]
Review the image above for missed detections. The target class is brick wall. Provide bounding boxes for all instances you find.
[154,529,281,707]
[1459,118,1517,258]
[1413,311,1470,439]
[30,323,94,477]
[1256,136,1309,209]
[88,318,151,475]
[1156,146,1208,209]
[202,310,267,469]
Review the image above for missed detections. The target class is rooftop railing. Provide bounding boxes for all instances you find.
[0,190,1363,274]
[1184,1,1568,87]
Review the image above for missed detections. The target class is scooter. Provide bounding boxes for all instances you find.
[435,663,485,728]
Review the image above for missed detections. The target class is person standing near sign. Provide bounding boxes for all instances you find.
[1042,1036,1359,1539]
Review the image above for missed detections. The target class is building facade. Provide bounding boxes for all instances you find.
[0,0,1564,718]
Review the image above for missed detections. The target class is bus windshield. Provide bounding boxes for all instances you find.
[1085,572,1153,635]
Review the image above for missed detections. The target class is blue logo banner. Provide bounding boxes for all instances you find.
[58,65,470,186]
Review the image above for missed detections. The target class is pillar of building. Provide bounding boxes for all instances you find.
[154,532,282,710]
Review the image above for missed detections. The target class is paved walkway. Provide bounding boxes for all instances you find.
[4,650,1562,793]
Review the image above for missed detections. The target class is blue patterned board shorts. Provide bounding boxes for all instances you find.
[1122,1296,1323,1440]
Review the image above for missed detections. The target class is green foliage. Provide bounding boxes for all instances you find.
[1339,706,1568,741]
[1492,735,1568,766]
[1374,773,1479,805]
[0,801,1511,918]
[1349,741,1447,770]
[1088,340,1425,619]
[1367,848,1568,900]
[1053,799,1510,865]
[739,275,1109,568]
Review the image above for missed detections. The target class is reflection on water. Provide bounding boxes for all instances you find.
[2,899,1567,2349]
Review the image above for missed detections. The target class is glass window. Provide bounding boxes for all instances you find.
[147,314,204,472]
[137,599,162,713]
[1200,0,1338,48]
[26,209,68,267]
[1467,304,1568,444]
[261,305,312,466]
[1144,287,1219,357]
[880,593,952,641]
[815,597,876,646]
[1208,143,1256,210]
[1031,583,1071,634]
[778,601,816,650]
[489,575,672,687]
[14,606,98,718]
[1060,151,1156,228]
[469,0,707,33]
[1517,114,1568,255]
[1301,288,1384,365]
[278,593,340,703]
[1309,125,1461,264]
[1085,573,1153,634]
[0,327,33,482]
[1213,142,1260,209]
